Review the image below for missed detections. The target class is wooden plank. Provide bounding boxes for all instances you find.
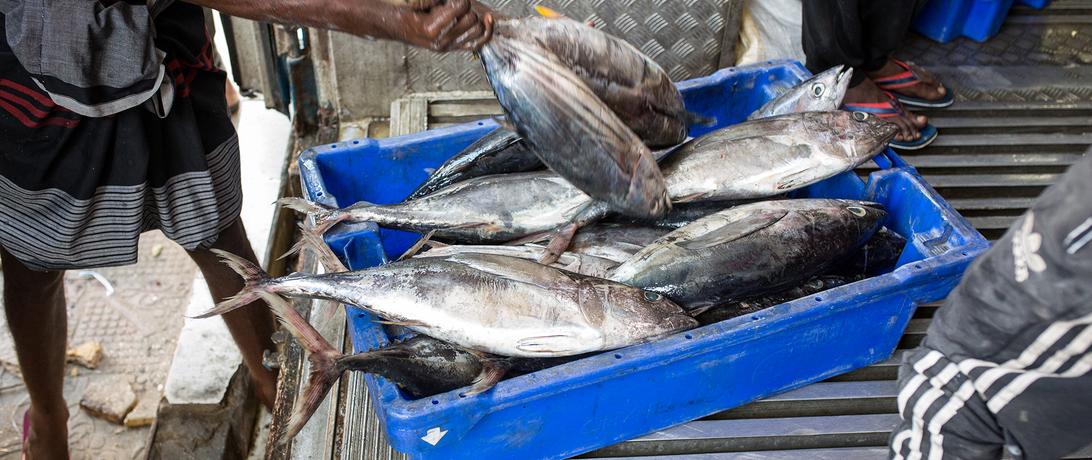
[968,215,1020,230]
[584,414,901,456]
[945,197,1038,211]
[930,116,1092,130]
[927,133,1092,147]
[826,351,905,382]
[710,382,897,420]
[875,152,1085,168]
[389,97,429,136]
[923,173,1060,187]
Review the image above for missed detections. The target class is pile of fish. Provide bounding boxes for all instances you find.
[197,7,906,443]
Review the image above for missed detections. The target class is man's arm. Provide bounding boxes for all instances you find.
[184,0,493,51]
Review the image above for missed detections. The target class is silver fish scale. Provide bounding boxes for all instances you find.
[404,0,738,93]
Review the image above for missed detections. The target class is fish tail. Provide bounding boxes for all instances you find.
[258,291,345,445]
[278,198,347,236]
[281,222,348,273]
[190,249,274,318]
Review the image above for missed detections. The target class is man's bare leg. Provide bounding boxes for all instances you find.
[1,247,70,460]
[187,220,278,408]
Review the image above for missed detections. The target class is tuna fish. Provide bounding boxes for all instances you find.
[479,19,670,218]
[603,201,759,230]
[829,226,907,277]
[694,274,863,325]
[406,128,541,200]
[280,171,607,245]
[506,8,712,147]
[661,111,898,203]
[609,199,887,308]
[259,292,580,443]
[200,251,697,358]
[414,242,622,278]
[747,66,853,120]
[565,224,671,263]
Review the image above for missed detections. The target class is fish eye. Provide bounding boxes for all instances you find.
[847,206,868,217]
[811,83,825,98]
[852,111,869,122]
[643,291,662,301]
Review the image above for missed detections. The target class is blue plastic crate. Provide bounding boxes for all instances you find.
[913,0,1016,43]
[297,60,989,460]
[1016,0,1051,8]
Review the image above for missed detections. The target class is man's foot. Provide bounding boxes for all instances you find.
[844,78,927,143]
[868,59,953,108]
[24,405,70,460]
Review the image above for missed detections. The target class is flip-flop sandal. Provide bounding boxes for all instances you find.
[872,59,954,109]
[844,92,939,151]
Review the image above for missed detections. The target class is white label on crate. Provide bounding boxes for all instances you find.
[422,427,448,446]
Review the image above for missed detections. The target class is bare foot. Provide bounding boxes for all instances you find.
[25,404,70,460]
[868,59,947,103]
[844,78,927,143]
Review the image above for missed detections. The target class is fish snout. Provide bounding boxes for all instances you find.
[851,111,899,141]
[836,65,853,83]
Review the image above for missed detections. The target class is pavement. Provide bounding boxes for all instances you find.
[0,94,290,459]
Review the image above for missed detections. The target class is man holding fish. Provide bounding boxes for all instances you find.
[0,0,492,458]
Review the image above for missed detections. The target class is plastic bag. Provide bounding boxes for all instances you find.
[735,0,805,66]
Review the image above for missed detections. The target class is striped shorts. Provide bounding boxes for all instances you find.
[0,7,240,271]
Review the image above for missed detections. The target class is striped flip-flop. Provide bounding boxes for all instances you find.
[844,92,938,151]
[872,59,954,109]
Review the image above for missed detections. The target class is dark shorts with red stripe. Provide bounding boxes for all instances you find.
[0,3,241,271]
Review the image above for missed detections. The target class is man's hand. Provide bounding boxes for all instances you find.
[184,0,495,52]
[369,0,495,51]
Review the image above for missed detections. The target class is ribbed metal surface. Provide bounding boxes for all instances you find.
[404,0,741,93]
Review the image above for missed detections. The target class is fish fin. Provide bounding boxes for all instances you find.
[282,222,349,273]
[398,230,437,261]
[774,164,814,191]
[533,5,565,18]
[190,250,274,318]
[422,240,450,249]
[376,319,429,328]
[672,192,707,204]
[504,231,552,246]
[258,292,344,446]
[490,116,516,132]
[517,334,583,354]
[538,223,579,265]
[464,359,509,396]
[687,304,717,317]
[278,198,349,236]
[676,210,788,250]
[446,253,563,290]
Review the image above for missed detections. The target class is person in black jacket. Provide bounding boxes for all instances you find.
[890,151,1092,459]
